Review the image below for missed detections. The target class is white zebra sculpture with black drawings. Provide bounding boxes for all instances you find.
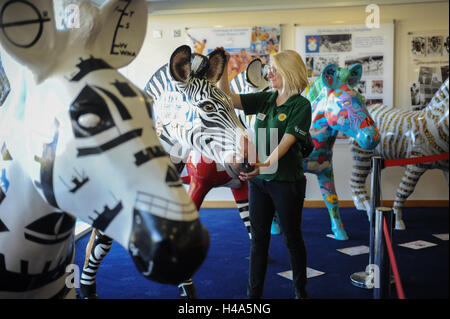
[350,78,449,230]
[0,0,209,299]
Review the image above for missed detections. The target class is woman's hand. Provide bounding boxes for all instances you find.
[238,160,269,181]
[239,166,259,181]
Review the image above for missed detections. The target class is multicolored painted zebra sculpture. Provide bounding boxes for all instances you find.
[79,46,255,299]
[0,0,209,299]
[303,64,380,240]
[233,61,380,240]
[350,78,449,230]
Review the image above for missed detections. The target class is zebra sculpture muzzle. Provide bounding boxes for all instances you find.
[129,201,209,285]
[146,45,256,178]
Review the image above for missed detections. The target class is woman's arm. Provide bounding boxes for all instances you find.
[239,133,297,181]
[216,48,243,109]
[255,133,296,168]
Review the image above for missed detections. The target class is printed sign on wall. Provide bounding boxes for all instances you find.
[297,23,394,107]
[187,26,281,81]
[408,32,449,110]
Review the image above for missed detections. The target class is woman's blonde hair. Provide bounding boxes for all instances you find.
[272,50,308,96]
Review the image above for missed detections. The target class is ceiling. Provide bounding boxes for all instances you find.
[144,0,447,15]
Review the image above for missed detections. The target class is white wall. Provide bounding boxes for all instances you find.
[122,2,449,202]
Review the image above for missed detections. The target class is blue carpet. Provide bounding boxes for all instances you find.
[74,206,448,299]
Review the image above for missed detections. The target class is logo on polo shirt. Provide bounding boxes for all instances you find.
[278,113,287,121]
[294,126,307,136]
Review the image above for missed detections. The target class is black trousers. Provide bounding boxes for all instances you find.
[247,177,307,298]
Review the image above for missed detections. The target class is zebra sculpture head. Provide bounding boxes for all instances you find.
[306,64,380,149]
[146,45,255,178]
[0,0,209,287]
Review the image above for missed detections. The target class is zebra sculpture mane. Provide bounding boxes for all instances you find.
[0,0,209,298]
[351,78,449,230]
[232,61,380,240]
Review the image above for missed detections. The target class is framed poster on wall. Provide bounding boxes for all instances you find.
[296,23,394,143]
[408,31,449,110]
[186,26,281,81]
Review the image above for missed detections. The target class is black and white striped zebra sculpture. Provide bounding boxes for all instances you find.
[350,78,449,230]
[0,0,209,298]
[80,45,255,299]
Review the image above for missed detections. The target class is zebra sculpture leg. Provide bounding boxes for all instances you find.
[79,229,113,299]
[350,143,373,219]
[230,181,252,239]
[392,164,427,230]
[271,213,282,235]
[177,175,215,299]
[317,167,349,240]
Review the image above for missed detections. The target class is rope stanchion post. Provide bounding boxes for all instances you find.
[350,156,383,289]
[369,156,382,265]
[373,207,394,299]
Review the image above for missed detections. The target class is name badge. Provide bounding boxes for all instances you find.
[256,113,266,121]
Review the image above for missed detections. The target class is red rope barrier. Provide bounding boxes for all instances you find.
[383,153,449,168]
[383,217,406,299]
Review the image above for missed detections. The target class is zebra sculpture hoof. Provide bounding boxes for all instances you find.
[270,220,281,235]
[178,279,198,299]
[352,196,367,211]
[331,220,349,240]
[395,219,406,230]
[332,228,349,241]
[78,284,100,299]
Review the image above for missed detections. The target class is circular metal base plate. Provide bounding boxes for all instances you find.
[350,271,396,289]
[350,271,373,289]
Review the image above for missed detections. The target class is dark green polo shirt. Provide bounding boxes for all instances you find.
[240,91,312,182]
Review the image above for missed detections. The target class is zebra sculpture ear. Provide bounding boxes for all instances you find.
[206,48,227,84]
[246,59,270,90]
[87,0,148,69]
[169,45,192,83]
[0,0,58,83]
[347,64,363,88]
[321,64,339,90]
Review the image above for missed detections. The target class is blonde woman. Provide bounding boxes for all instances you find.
[218,48,312,299]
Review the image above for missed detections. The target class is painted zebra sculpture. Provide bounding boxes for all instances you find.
[232,61,380,240]
[0,54,9,105]
[80,45,255,299]
[0,0,209,299]
[350,78,449,230]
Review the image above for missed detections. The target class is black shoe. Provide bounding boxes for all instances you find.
[178,279,198,299]
[78,283,99,299]
[295,289,309,299]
